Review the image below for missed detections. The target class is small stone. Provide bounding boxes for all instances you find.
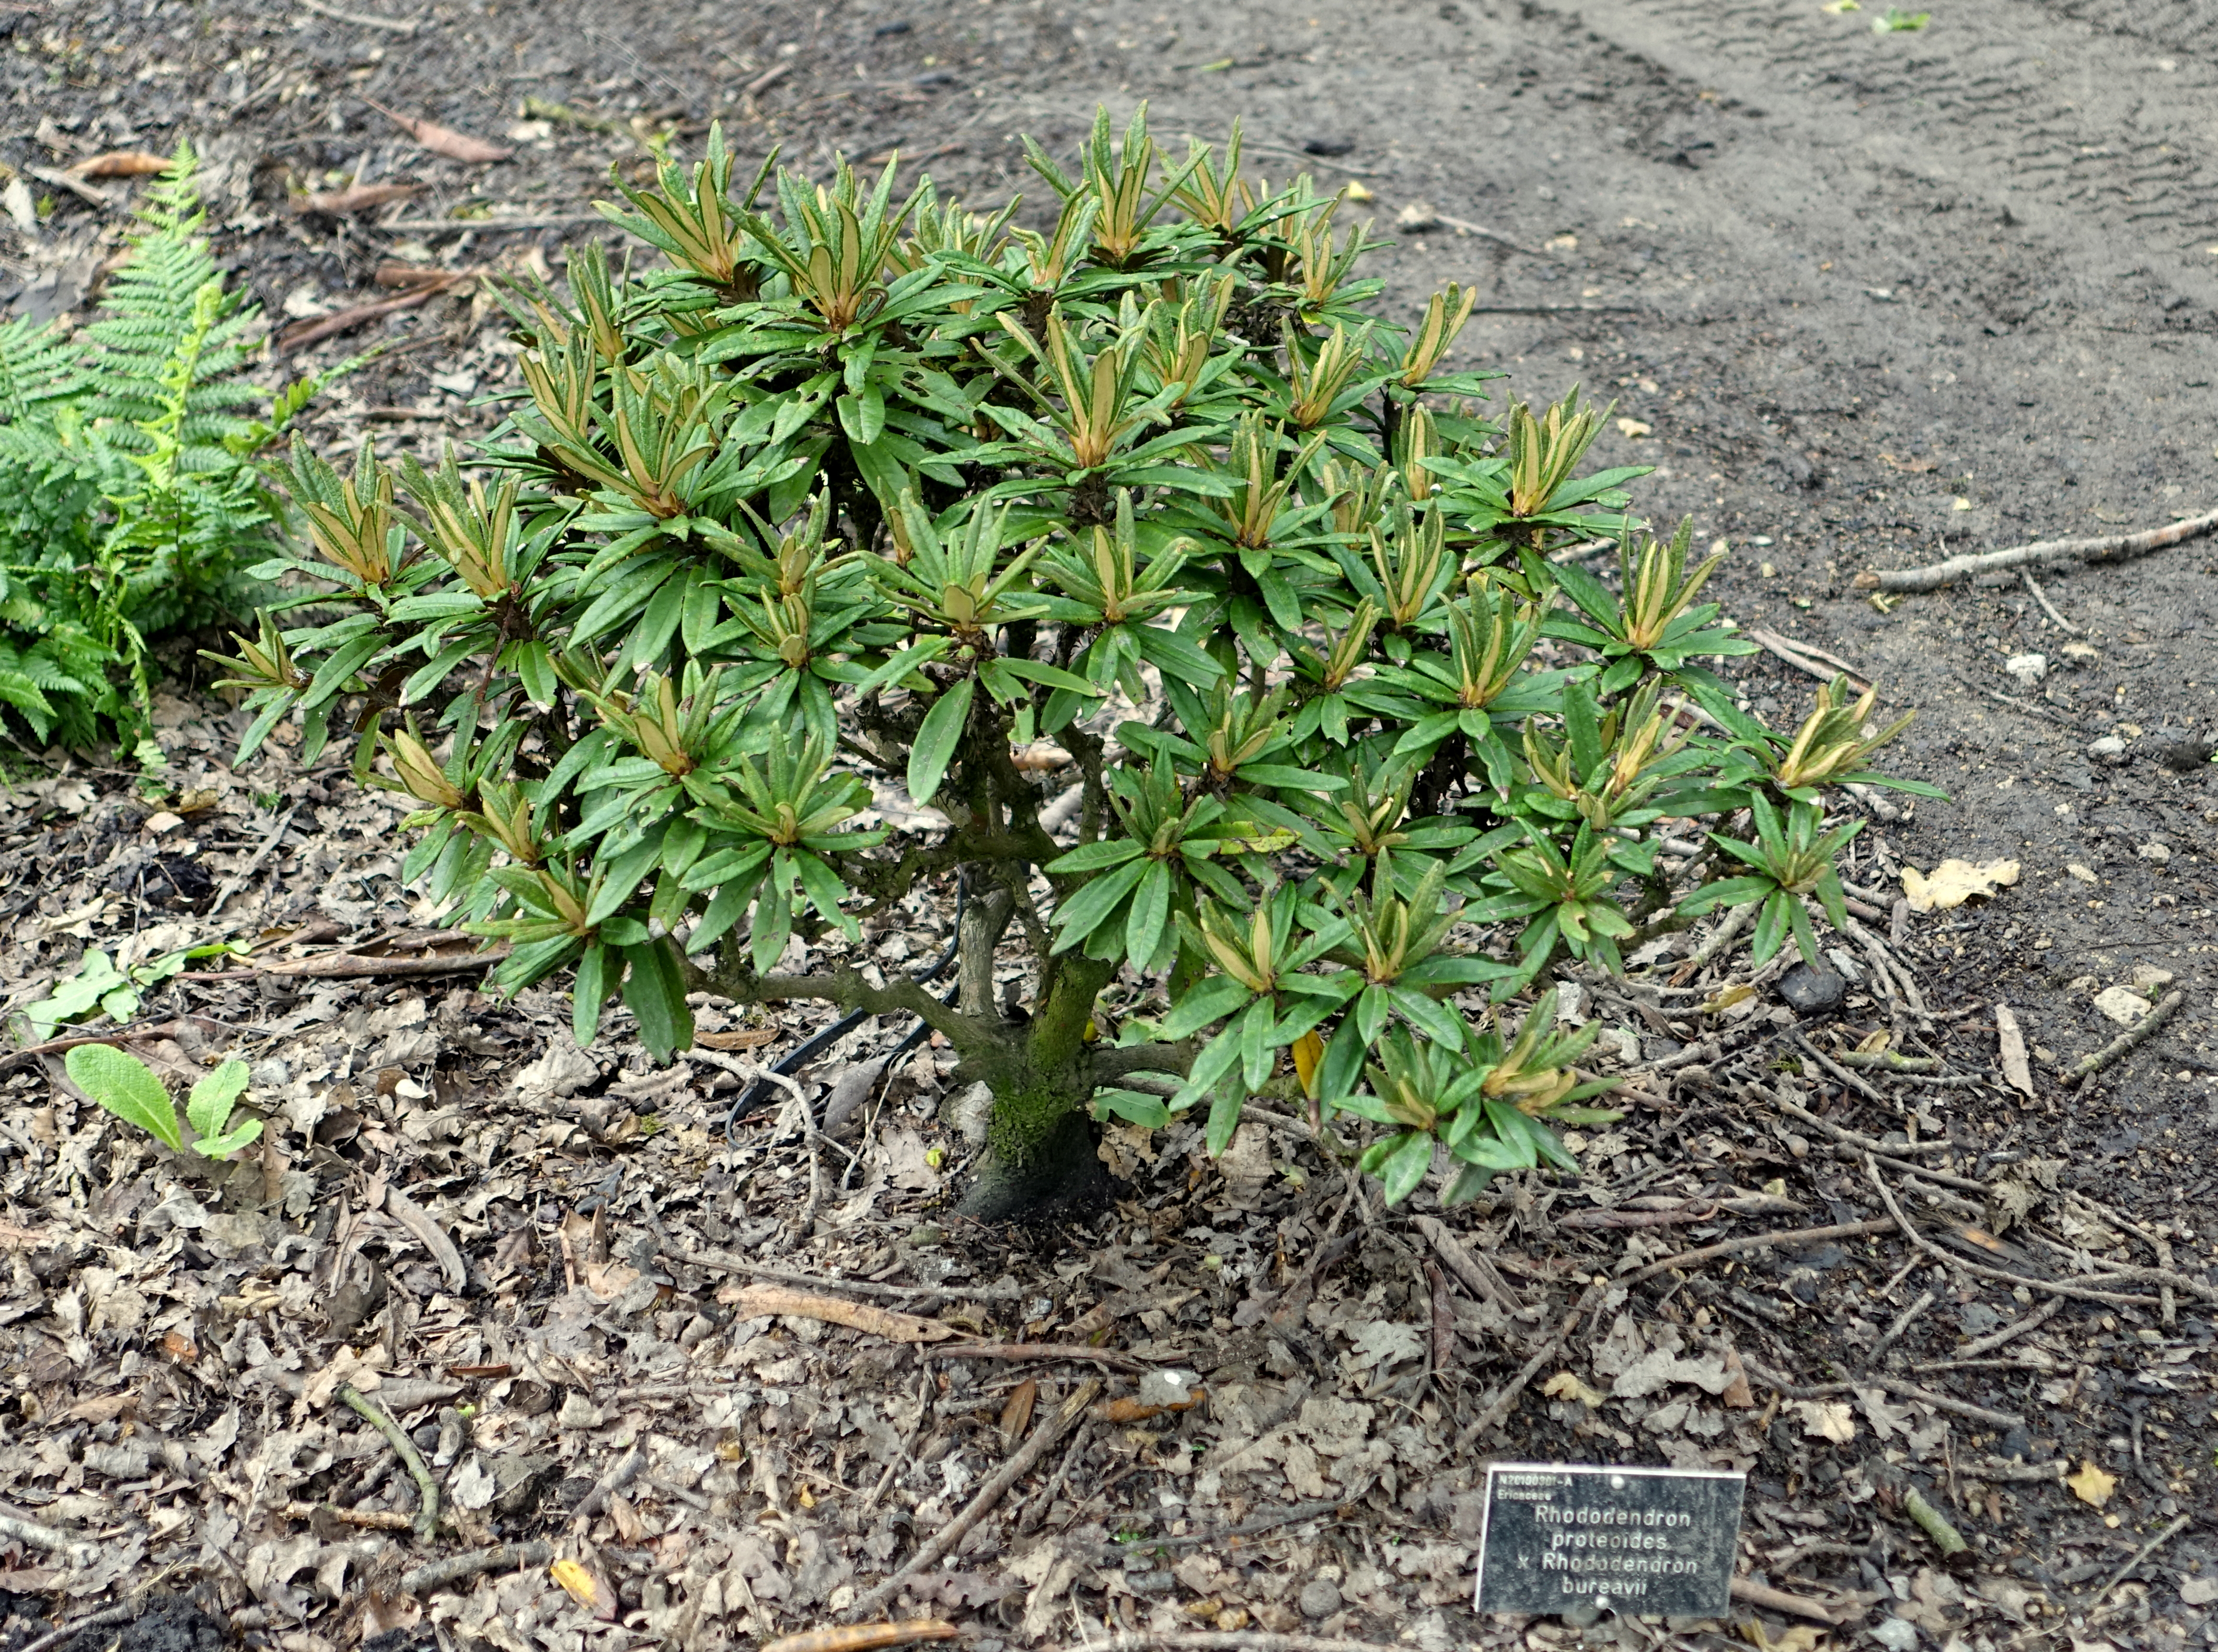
[1137,1368,1201,1408]
[2092,986,2152,1027]
[2133,965,2175,991]
[1869,1616,1919,1652]
[1396,199,1441,232]
[2003,653,2047,686]
[488,1452,559,1517]
[1777,964,1847,1015]
[944,1080,993,1147]
[1303,136,1355,156]
[1298,1579,1342,1619]
[2088,734,2128,763]
[2137,842,2172,865]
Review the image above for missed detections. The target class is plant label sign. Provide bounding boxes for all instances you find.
[1474,1463,1746,1615]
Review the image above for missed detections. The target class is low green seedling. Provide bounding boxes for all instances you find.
[63,1046,263,1159]
[13,940,251,1042]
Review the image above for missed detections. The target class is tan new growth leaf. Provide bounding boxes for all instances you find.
[2066,1459,2116,1508]
[1901,857,2020,912]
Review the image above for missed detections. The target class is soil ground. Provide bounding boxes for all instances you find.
[1,2,2216,1651]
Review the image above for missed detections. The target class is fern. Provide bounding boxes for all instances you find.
[0,140,336,749]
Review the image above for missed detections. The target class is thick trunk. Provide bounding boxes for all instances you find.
[953,952,1118,1221]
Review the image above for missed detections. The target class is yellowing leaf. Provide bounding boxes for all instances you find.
[1700,981,1755,1015]
[1742,1619,1826,1652]
[2067,1459,2116,1508]
[1291,1030,1324,1099]
[1344,181,1375,202]
[1543,1370,1606,1408]
[550,1559,600,1610]
[1791,1399,1857,1443]
[1900,857,2019,913]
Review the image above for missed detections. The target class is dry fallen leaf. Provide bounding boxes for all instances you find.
[728,1283,954,1342]
[1616,417,1653,438]
[1791,1399,1858,1443]
[549,1558,601,1610]
[1542,1370,1607,1408]
[364,98,515,163]
[69,150,173,179]
[299,182,421,215]
[760,1623,961,1652]
[1901,857,2019,912]
[2066,1459,2116,1508]
[1995,1003,2035,1098]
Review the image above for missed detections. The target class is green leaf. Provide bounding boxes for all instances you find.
[1377,1130,1435,1206]
[1049,857,1145,952]
[574,942,611,1046]
[185,1059,250,1141]
[1159,973,1256,1040]
[192,1119,264,1159]
[620,937,695,1064]
[1124,859,1173,975]
[1205,1084,1245,1157]
[1044,838,1144,874]
[65,1044,183,1152]
[907,675,975,806]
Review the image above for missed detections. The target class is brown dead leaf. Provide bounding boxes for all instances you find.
[760,1623,960,1652]
[2066,1459,2116,1508]
[693,1026,780,1051]
[70,150,173,179]
[1719,1348,1756,1409]
[1791,1399,1857,1443]
[62,1390,137,1423]
[364,99,514,163]
[728,1284,953,1342]
[1095,1390,1206,1423]
[299,182,420,215]
[1000,1377,1037,1443]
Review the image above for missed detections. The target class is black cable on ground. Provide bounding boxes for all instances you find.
[721,871,968,1145]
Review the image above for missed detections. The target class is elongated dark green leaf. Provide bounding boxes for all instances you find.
[574,942,610,1046]
[620,937,694,1064]
[1124,859,1173,975]
[907,675,974,806]
[1049,857,1145,952]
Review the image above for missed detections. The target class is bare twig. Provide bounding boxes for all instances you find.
[677,1249,1027,1302]
[183,944,508,982]
[1955,1294,2064,1357]
[1865,1289,1935,1372]
[1743,627,1871,691]
[296,0,420,31]
[1769,1088,1955,1156]
[1047,1633,1409,1652]
[845,1379,1101,1622]
[279,1500,414,1530]
[1619,1218,1895,1286]
[1729,1577,1842,1626]
[1901,1486,1967,1556]
[337,1382,439,1543]
[402,1539,554,1595]
[0,1512,95,1560]
[2091,1514,2190,1606]
[2065,990,2183,1087]
[2021,567,2081,635]
[1864,1158,2160,1308]
[14,1605,137,1652]
[917,1342,1149,1374]
[1413,1215,1522,1310]
[1855,505,2218,594]
[572,1445,644,1522]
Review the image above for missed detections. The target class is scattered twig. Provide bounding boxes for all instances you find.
[337,1382,439,1543]
[1737,1358,2024,1426]
[297,0,420,31]
[2091,1513,2190,1606]
[1048,1634,1409,1652]
[23,165,118,211]
[207,804,300,912]
[277,279,469,352]
[183,943,509,981]
[2065,989,2183,1087]
[279,1501,414,1530]
[762,1624,959,1652]
[1413,1215,1523,1310]
[677,1249,1027,1302]
[0,1512,95,1560]
[1900,1486,1967,1556]
[1090,1500,1348,1560]
[1432,214,1549,256]
[1865,1289,1935,1372]
[1743,627,1871,691]
[744,62,794,96]
[1864,1158,2160,1308]
[13,1605,137,1652]
[917,1342,1149,1374]
[719,1283,954,1343]
[401,1539,554,1595]
[1729,1577,1841,1626]
[1791,1034,1888,1105]
[1954,1295,2064,1357]
[376,212,607,231]
[1856,505,2218,594]
[572,1446,644,1522]
[1619,1218,1895,1286]
[1838,1050,1938,1072]
[1454,1282,1606,1449]
[845,1379,1101,1622]
[1967,1457,2068,1482]
[1769,1088,1955,1156]
[2021,567,2081,634]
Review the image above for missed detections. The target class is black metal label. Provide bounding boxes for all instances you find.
[1475,1462,1746,1616]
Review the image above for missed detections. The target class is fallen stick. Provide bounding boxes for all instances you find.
[2021,567,2081,635]
[277,279,467,352]
[1863,1159,2160,1308]
[677,1249,1027,1302]
[338,1382,439,1543]
[2065,989,2183,1088]
[402,1538,554,1595]
[844,1379,1101,1623]
[1619,1218,1895,1286]
[1901,1486,1967,1557]
[279,1501,414,1530]
[916,1342,1149,1374]
[1729,1577,1841,1626]
[13,1604,138,1652]
[0,1512,95,1560]
[572,1445,644,1522]
[762,1623,959,1652]
[1413,1215,1523,1310]
[297,0,420,31]
[1954,1294,2064,1357]
[183,944,510,981]
[1854,505,2218,594]
[2091,1512,2191,1606]
[1770,1089,1956,1157]
[1735,1359,2025,1428]
[1743,627,1871,692]
[1043,1634,1408,1652]
[1453,1282,1607,1450]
